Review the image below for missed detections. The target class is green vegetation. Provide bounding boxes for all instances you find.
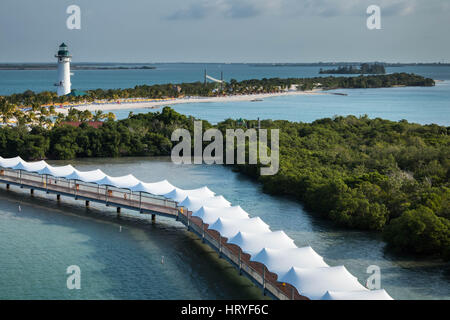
[224,116,450,259]
[320,63,386,75]
[0,106,447,259]
[0,107,195,160]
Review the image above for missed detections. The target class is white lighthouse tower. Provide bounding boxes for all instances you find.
[55,43,72,96]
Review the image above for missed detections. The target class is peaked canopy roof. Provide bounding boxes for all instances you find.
[179,195,231,212]
[94,174,141,189]
[64,169,107,183]
[228,231,297,257]
[192,205,249,225]
[321,289,393,300]
[129,180,176,196]
[208,217,270,239]
[12,160,48,172]
[37,165,76,177]
[0,156,24,168]
[0,154,394,300]
[250,247,329,278]
[164,187,215,203]
[279,266,367,300]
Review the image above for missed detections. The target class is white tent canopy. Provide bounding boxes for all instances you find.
[179,195,231,212]
[164,187,215,203]
[192,206,249,225]
[37,165,76,178]
[93,174,141,189]
[64,169,107,183]
[279,266,367,300]
[0,156,24,168]
[0,154,395,301]
[321,289,393,300]
[129,180,176,196]
[250,247,329,278]
[228,231,297,257]
[208,217,270,239]
[12,160,48,172]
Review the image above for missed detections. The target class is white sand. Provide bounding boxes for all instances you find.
[55,90,326,114]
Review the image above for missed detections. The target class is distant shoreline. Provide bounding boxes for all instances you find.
[0,64,156,71]
[55,90,327,115]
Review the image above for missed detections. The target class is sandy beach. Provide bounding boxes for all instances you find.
[55,90,326,115]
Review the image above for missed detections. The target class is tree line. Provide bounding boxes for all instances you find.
[0,73,434,112]
[0,107,448,260]
[320,63,386,75]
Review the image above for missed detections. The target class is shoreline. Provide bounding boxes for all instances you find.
[55,90,326,114]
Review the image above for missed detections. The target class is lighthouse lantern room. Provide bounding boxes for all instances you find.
[55,43,72,96]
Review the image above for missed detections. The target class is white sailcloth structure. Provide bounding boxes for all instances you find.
[279,266,369,300]
[208,217,271,239]
[322,289,393,300]
[129,180,175,196]
[192,206,250,225]
[37,165,76,178]
[178,195,231,212]
[0,156,24,168]
[164,187,215,202]
[251,247,329,278]
[64,169,107,183]
[228,231,297,256]
[0,156,393,300]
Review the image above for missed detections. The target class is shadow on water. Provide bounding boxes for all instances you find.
[0,187,266,300]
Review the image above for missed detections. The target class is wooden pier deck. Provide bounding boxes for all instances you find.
[0,168,307,301]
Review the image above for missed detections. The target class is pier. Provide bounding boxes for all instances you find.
[0,167,304,300]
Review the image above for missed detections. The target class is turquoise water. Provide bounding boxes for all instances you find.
[0,157,449,300]
[114,81,450,126]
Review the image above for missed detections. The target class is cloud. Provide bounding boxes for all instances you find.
[167,0,281,20]
[167,0,448,20]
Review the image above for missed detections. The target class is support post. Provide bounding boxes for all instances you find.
[187,210,190,231]
[202,222,205,243]
[238,250,242,275]
[139,192,142,211]
[262,267,266,296]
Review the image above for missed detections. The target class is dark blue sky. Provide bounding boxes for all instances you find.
[0,0,449,62]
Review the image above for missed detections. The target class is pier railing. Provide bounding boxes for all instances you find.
[0,167,305,300]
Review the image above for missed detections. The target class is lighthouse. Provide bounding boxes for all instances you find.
[55,43,72,96]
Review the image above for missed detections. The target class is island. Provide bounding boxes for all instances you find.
[319,63,386,75]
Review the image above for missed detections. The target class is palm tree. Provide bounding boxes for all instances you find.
[93,110,104,121]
